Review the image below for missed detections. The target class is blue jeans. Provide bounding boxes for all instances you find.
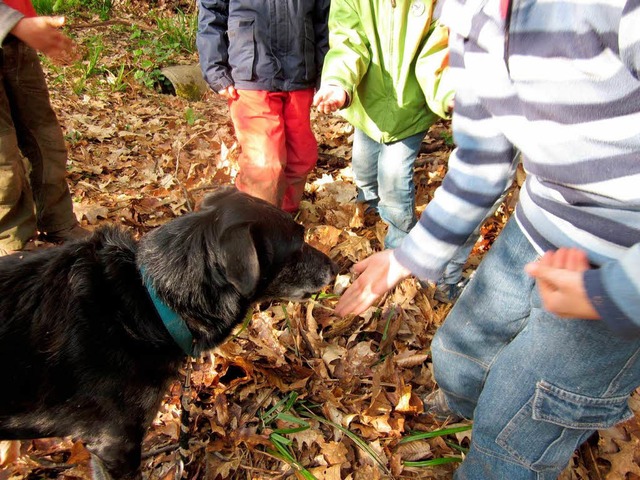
[351,128,424,249]
[431,218,640,479]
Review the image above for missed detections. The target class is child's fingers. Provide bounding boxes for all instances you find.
[537,248,588,271]
[312,91,328,107]
[44,16,66,28]
[549,248,570,269]
[351,255,373,275]
[537,250,554,267]
[566,248,590,271]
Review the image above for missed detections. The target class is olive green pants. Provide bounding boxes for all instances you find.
[0,36,76,251]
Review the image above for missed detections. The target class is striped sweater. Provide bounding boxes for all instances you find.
[395,0,640,333]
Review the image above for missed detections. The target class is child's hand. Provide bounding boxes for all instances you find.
[313,85,347,114]
[218,85,238,100]
[525,248,600,320]
[335,249,411,317]
[11,16,78,64]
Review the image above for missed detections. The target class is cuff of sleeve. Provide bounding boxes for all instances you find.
[320,79,352,109]
[584,269,638,335]
[392,248,416,279]
[0,10,24,44]
[210,76,233,93]
[393,240,442,283]
[343,91,352,109]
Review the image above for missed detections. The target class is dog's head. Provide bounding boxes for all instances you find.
[137,187,336,319]
[197,187,337,301]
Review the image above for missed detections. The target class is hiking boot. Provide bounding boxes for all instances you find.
[423,389,464,422]
[39,224,91,244]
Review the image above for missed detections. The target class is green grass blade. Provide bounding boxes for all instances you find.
[268,435,318,480]
[260,392,299,426]
[231,307,254,340]
[404,457,463,467]
[272,426,310,435]
[399,424,472,444]
[275,412,310,427]
[270,432,293,446]
[444,439,469,454]
[300,408,391,475]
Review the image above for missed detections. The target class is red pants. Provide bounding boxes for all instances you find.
[228,89,318,213]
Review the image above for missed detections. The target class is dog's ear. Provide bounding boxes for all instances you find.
[200,186,239,210]
[217,223,260,297]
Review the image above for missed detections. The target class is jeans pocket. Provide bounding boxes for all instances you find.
[496,380,632,472]
[533,380,633,428]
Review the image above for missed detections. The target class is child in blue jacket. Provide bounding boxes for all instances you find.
[197,0,329,213]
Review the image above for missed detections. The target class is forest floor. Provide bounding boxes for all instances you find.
[1,2,639,479]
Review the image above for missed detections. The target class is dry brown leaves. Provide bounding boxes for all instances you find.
[2,4,639,479]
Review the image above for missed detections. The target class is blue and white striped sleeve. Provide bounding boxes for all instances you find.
[584,243,640,334]
[394,35,518,281]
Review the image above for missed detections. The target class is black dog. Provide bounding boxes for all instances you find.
[0,187,336,479]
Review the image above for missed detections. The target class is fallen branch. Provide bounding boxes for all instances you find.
[142,443,179,460]
[67,19,152,31]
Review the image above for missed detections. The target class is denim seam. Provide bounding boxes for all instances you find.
[605,346,640,396]
[483,315,529,374]
[534,410,633,431]
[474,437,555,474]
[436,315,529,410]
[437,342,492,370]
[479,314,530,403]
[536,380,630,406]
[496,397,536,468]
[438,386,476,414]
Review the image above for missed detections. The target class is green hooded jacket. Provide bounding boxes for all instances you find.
[321,0,453,143]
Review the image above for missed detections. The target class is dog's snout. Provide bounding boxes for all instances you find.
[323,259,339,285]
[305,244,337,282]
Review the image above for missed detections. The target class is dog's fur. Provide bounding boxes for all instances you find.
[0,187,336,479]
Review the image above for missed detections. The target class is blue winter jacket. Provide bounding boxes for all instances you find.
[197,0,330,92]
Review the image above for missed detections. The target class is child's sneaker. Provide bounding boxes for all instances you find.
[434,279,465,304]
[423,389,464,422]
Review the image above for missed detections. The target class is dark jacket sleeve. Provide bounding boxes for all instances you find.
[196,0,234,92]
[313,0,330,87]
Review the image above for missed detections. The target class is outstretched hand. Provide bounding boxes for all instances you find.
[313,85,347,114]
[335,250,412,317]
[11,16,78,64]
[525,247,600,320]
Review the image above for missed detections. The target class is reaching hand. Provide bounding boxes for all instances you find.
[525,247,600,320]
[335,250,412,317]
[218,85,238,100]
[313,85,347,114]
[11,16,78,64]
